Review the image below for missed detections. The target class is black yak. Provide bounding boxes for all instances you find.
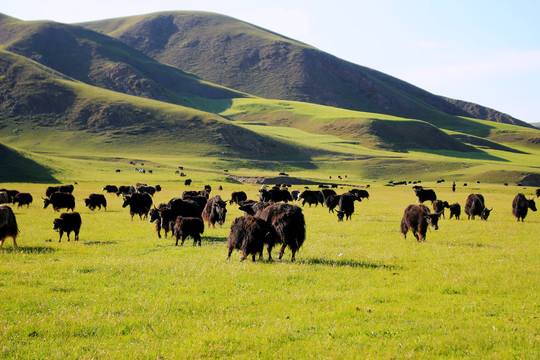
[449,203,461,220]
[122,193,153,220]
[0,205,19,247]
[401,204,441,242]
[227,216,277,261]
[464,194,492,220]
[413,187,437,203]
[43,192,75,212]
[432,200,450,218]
[512,193,537,222]
[298,190,324,207]
[202,195,227,228]
[336,193,358,221]
[172,216,205,246]
[230,191,248,205]
[53,212,82,242]
[12,193,33,208]
[84,194,107,211]
[256,203,306,262]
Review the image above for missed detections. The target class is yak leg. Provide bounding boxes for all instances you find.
[290,250,297,262]
[75,230,79,241]
[267,244,274,261]
[240,251,247,262]
[227,248,233,260]
[278,243,287,260]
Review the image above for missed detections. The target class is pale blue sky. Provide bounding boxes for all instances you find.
[3,0,539,123]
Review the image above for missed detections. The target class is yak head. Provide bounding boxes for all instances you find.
[52,218,63,231]
[425,213,441,230]
[336,210,345,222]
[122,196,131,208]
[42,197,51,209]
[480,208,493,220]
[528,198,537,212]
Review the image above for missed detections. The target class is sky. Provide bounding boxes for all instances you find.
[3,0,540,124]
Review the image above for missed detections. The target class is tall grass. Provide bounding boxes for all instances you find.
[0,180,538,358]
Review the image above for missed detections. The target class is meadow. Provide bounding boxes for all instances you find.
[1,177,538,359]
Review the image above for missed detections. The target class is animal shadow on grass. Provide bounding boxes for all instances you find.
[83,241,118,246]
[300,257,402,271]
[0,246,57,254]
[204,236,227,244]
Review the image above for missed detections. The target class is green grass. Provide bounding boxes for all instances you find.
[0,180,538,359]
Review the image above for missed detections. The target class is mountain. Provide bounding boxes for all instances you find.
[80,11,533,129]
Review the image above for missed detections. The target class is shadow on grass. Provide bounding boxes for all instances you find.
[0,246,57,254]
[439,241,498,248]
[299,257,402,270]
[204,236,227,243]
[83,241,118,246]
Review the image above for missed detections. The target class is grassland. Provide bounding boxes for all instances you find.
[0,176,538,359]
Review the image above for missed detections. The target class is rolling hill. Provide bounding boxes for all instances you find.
[80,11,533,129]
[0,12,539,185]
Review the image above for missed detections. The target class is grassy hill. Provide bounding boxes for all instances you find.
[80,11,533,129]
[0,14,246,114]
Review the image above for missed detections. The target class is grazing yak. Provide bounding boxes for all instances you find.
[12,193,33,208]
[45,184,74,198]
[202,195,227,228]
[432,200,450,218]
[349,189,369,200]
[449,203,461,220]
[172,216,205,246]
[337,193,360,221]
[256,203,306,262]
[102,185,118,193]
[512,193,537,222]
[324,194,341,213]
[298,190,324,207]
[84,194,107,211]
[43,192,75,212]
[137,185,156,196]
[291,189,300,201]
[0,205,19,247]
[400,204,441,242]
[259,189,293,203]
[161,198,202,232]
[464,194,492,220]
[53,212,82,242]
[122,193,153,220]
[229,191,248,205]
[227,216,277,261]
[413,187,437,203]
[149,203,169,238]
[116,185,135,197]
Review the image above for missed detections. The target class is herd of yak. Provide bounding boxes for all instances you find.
[0,184,538,261]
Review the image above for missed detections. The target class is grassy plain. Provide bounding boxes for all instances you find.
[0,178,538,359]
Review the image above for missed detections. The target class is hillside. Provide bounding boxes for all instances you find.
[0,14,246,114]
[0,49,324,162]
[80,11,534,129]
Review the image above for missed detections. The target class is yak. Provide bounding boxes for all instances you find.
[413,187,437,203]
[227,216,277,261]
[464,194,492,220]
[0,205,19,247]
[448,203,461,220]
[122,193,153,220]
[202,195,227,228]
[84,193,107,211]
[256,203,306,262]
[172,216,205,246]
[43,192,75,212]
[53,212,82,242]
[401,204,441,242]
[512,193,537,222]
[230,191,248,205]
[432,200,450,219]
[12,193,33,208]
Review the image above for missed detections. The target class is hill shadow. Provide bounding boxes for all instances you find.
[0,144,58,183]
[299,257,402,271]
